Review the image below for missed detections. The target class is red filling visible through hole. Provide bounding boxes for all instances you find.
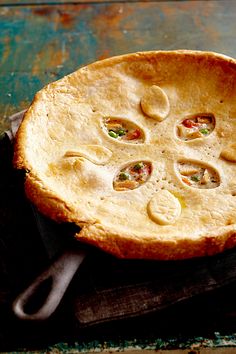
[105,118,144,143]
[114,161,152,191]
[177,114,215,141]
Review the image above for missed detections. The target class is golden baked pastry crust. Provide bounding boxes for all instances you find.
[14,50,236,260]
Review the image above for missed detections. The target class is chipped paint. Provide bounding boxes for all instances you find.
[46,332,236,352]
[1,36,11,65]
[32,6,55,17]
[31,41,69,75]
[32,4,89,30]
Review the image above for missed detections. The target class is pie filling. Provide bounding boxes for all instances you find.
[177,113,215,141]
[104,118,144,143]
[113,161,152,191]
[177,161,220,189]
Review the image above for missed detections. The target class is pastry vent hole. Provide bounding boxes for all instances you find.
[176,113,215,141]
[177,160,220,189]
[113,161,152,191]
[103,117,145,144]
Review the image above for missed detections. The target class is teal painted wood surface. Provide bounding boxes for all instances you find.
[1,0,162,4]
[0,0,236,132]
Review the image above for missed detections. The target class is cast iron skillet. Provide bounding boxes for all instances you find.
[13,209,88,321]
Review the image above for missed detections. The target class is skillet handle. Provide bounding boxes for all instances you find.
[12,249,86,320]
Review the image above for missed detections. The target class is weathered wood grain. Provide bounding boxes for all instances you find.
[0,0,173,4]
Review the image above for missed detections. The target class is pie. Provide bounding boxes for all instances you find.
[13,50,236,260]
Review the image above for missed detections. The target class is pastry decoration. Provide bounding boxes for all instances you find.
[220,143,236,162]
[140,85,170,121]
[147,190,181,225]
[64,145,112,165]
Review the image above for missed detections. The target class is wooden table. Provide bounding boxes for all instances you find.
[1,0,236,352]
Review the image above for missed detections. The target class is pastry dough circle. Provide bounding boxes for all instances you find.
[147,190,181,225]
[220,143,236,162]
[140,85,170,121]
[14,50,236,260]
